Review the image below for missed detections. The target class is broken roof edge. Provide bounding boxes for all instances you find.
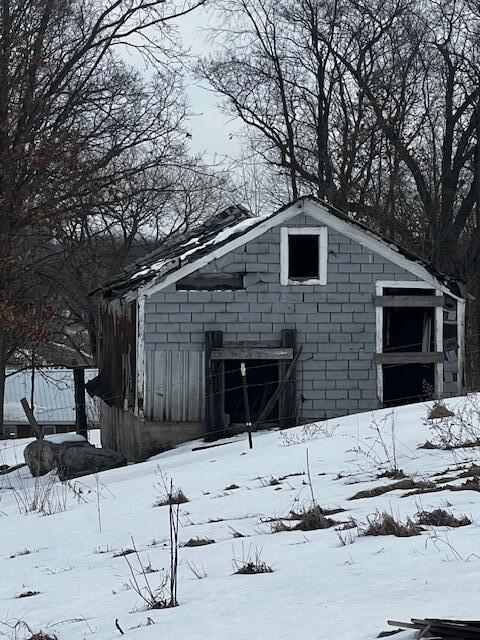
[90,203,257,298]
[93,195,466,302]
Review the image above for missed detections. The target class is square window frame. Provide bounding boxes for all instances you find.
[280,226,328,286]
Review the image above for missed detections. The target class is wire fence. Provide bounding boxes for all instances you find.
[5,328,480,442]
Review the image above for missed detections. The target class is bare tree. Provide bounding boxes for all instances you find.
[0,0,207,428]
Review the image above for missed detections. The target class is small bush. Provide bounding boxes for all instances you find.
[224,484,240,490]
[361,512,424,537]
[416,508,471,528]
[233,547,273,575]
[182,537,215,548]
[289,505,338,531]
[17,591,40,598]
[29,634,57,640]
[229,527,246,538]
[427,400,455,419]
[153,488,189,507]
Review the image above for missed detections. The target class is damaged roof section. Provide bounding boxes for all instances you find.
[95,204,261,298]
[94,196,466,300]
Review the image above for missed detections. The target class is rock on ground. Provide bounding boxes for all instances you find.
[24,438,127,480]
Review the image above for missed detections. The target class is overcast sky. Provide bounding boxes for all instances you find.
[174,4,243,164]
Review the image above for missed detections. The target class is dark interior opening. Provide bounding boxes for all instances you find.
[383,363,435,406]
[288,234,319,280]
[383,287,435,296]
[383,307,434,352]
[224,359,279,425]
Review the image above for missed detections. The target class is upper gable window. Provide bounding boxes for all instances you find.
[280,227,327,285]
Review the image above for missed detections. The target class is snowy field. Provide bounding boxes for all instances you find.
[1,399,480,640]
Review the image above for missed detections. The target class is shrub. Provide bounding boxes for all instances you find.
[290,505,337,531]
[16,591,40,598]
[361,512,424,537]
[416,508,471,528]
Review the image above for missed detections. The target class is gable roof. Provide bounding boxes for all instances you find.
[96,196,465,301]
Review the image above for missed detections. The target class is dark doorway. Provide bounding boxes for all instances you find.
[383,307,434,353]
[224,360,279,425]
[383,363,435,407]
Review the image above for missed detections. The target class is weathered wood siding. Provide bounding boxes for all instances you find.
[97,299,136,409]
[144,351,205,422]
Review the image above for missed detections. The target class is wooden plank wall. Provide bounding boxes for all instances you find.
[144,351,205,422]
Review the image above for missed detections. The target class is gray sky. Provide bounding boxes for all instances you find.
[174,4,243,164]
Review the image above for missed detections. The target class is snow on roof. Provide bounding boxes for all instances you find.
[4,368,99,425]
[95,196,465,299]
[96,204,267,297]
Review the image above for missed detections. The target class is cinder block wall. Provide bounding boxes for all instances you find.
[144,213,455,420]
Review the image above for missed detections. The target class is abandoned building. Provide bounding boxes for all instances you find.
[88,196,466,461]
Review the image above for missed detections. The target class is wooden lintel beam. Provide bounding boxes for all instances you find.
[211,347,294,361]
[375,295,445,307]
[375,351,444,365]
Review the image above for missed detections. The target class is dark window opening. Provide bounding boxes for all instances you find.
[383,307,434,353]
[176,273,244,291]
[383,363,435,407]
[383,287,435,296]
[224,360,279,425]
[288,235,319,280]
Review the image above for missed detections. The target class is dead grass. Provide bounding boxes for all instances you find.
[113,548,136,557]
[234,561,273,574]
[377,469,407,480]
[416,508,471,527]
[271,505,338,533]
[29,633,58,640]
[349,478,435,500]
[181,537,215,548]
[153,488,189,507]
[232,546,273,575]
[289,505,338,531]
[361,512,424,537]
[427,400,455,419]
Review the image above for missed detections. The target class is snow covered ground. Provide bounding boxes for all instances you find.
[1,399,480,640]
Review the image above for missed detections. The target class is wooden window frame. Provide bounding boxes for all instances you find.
[280,227,328,286]
[375,281,444,404]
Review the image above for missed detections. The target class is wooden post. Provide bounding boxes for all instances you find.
[205,331,224,441]
[240,362,253,449]
[20,397,43,440]
[279,329,298,428]
[73,367,88,440]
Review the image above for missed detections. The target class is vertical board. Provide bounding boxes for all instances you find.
[145,351,205,422]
